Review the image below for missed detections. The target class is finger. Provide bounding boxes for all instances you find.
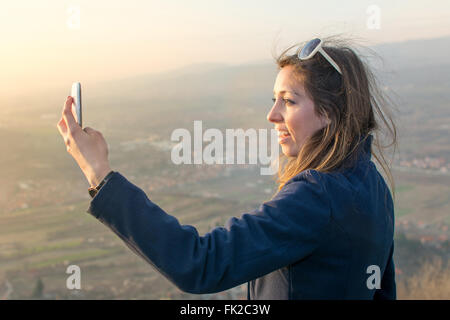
[56,118,72,151]
[56,118,67,136]
[62,96,79,135]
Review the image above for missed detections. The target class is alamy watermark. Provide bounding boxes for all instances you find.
[67,4,81,30]
[170,121,279,175]
[66,264,81,290]
[366,264,381,289]
[366,4,381,30]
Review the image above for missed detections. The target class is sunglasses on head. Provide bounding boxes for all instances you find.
[297,38,342,75]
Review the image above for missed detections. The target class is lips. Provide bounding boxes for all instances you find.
[276,129,291,144]
[278,131,290,138]
[276,129,291,137]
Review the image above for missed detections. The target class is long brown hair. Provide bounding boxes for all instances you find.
[271,36,398,202]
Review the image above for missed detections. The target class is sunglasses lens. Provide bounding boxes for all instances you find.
[299,38,321,59]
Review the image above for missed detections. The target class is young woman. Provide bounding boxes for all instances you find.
[57,37,397,299]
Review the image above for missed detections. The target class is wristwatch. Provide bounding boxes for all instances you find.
[88,170,116,198]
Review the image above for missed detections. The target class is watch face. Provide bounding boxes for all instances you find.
[89,188,97,198]
[88,171,114,198]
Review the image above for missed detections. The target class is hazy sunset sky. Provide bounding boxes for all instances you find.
[1,0,449,98]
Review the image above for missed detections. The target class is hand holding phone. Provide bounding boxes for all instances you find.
[71,82,82,127]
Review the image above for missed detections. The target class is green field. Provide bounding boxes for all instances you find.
[1,59,449,299]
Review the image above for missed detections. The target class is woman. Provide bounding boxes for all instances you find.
[56,37,397,299]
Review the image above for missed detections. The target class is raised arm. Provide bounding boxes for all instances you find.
[86,171,331,294]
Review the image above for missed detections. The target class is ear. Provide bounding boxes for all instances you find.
[320,115,331,127]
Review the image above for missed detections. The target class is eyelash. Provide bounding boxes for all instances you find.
[272,98,295,106]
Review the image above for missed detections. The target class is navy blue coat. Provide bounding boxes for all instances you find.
[86,134,396,299]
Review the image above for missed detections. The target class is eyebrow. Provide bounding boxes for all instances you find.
[273,90,301,97]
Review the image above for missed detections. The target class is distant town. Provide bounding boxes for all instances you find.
[398,156,449,173]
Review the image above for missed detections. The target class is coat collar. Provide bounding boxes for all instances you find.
[340,133,373,169]
[356,133,373,161]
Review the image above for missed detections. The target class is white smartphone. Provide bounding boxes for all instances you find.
[71,82,82,127]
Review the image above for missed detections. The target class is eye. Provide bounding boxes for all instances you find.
[272,97,295,105]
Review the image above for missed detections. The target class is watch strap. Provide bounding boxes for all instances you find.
[88,170,115,198]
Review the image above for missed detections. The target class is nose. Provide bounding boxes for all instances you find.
[266,101,283,123]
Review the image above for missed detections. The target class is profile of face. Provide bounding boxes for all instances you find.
[267,65,330,157]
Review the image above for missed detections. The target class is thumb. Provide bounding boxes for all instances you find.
[83,127,96,135]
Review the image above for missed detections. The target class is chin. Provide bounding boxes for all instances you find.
[281,145,299,158]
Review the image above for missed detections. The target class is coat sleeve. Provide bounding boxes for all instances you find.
[86,171,332,294]
[374,242,396,300]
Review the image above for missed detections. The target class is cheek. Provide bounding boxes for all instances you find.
[286,108,320,141]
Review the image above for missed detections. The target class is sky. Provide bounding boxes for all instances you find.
[1,0,449,98]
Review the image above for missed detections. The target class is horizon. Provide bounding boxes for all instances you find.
[1,0,449,99]
[2,33,449,103]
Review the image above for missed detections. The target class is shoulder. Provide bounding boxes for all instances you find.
[287,168,327,186]
[281,168,332,199]
[270,164,378,218]
[279,167,358,212]
[271,169,332,220]
[255,169,332,243]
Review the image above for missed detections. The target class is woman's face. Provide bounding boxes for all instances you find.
[267,65,329,157]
